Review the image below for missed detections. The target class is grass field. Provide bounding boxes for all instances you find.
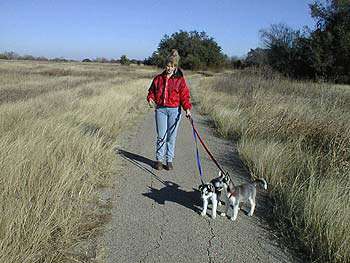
[0,60,158,263]
[2,60,349,263]
[191,68,350,263]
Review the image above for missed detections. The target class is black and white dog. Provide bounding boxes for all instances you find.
[210,171,228,206]
[198,183,218,219]
[221,174,268,221]
[198,171,229,219]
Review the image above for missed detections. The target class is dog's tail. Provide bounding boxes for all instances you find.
[254,178,268,190]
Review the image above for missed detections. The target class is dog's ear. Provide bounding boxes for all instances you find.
[198,185,203,191]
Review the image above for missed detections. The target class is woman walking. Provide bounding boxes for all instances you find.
[147,49,192,171]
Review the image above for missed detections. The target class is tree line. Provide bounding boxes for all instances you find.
[247,0,350,83]
[0,51,143,65]
[145,1,349,83]
[2,0,348,83]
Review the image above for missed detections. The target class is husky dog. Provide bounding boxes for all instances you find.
[221,177,268,221]
[199,183,218,219]
[210,170,230,206]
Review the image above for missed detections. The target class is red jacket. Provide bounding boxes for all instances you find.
[147,68,192,110]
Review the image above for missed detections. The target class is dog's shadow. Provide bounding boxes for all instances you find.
[142,181,202,214]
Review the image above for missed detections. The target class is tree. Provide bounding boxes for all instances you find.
[256,1,350,83]
[36,56,48,61]
[145,30,227,70]
[51,57,68,62]
[120,55,130,65]
[259,23,301,76]
[95,57,108,63]
[3,51,19,60]
[245,48,268,66]
[309,0,350,82]
[21,55,35,60]
[0,53,8,59]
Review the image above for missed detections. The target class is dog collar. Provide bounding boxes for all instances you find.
[228,191,237,199]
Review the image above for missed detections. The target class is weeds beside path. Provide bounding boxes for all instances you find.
[192,69,350,263]
[0,60,157,263]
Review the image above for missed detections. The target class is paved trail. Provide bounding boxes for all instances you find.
[100,78,299,263]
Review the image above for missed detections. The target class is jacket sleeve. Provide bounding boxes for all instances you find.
[179,77,192,110]
[147,78,156,102]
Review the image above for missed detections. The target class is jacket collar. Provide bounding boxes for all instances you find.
[161,68,183,78]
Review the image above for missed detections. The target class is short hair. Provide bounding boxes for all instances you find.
[166,49,180,66]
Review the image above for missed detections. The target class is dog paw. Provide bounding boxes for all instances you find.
[212,215,216,219]
[248,213,253,217]
[220,212,226,217]
[201,212,206,217]
[231,217,237,221]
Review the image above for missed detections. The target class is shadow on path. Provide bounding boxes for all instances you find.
[115,148,166,185]
[143,181,202,213]
[116,148,155,168]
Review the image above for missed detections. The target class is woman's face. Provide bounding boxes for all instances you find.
[165,63,176,75]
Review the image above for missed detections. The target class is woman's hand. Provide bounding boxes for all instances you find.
[185,109,191,119]
[148,99,155,108]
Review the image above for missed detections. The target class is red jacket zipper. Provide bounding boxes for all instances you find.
[163,78,168,105]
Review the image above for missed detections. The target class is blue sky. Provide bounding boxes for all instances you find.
[0,0,316,60]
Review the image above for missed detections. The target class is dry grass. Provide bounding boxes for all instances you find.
[0,60,158,263]
[192,68,350,263]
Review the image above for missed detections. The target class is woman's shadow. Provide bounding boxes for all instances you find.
[116,148,203,214]
[116,148,155,168]
[116,148,166,182]
[142,181,202,214]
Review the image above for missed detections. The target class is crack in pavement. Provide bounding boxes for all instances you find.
[205,217,216,263]
[139,217,164,262]
[139,179,167,263]
[139,240,161,263]
[139,211,167,263]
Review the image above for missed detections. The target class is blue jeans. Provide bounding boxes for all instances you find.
[155,106,182,162]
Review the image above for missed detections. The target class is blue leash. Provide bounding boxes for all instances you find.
[190,118,205,185]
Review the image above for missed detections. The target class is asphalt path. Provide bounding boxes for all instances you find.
[102,73,302,263]
[100,99,300,263]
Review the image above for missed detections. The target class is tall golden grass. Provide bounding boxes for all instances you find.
[192,68,350,263]
[0,60,157,262]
